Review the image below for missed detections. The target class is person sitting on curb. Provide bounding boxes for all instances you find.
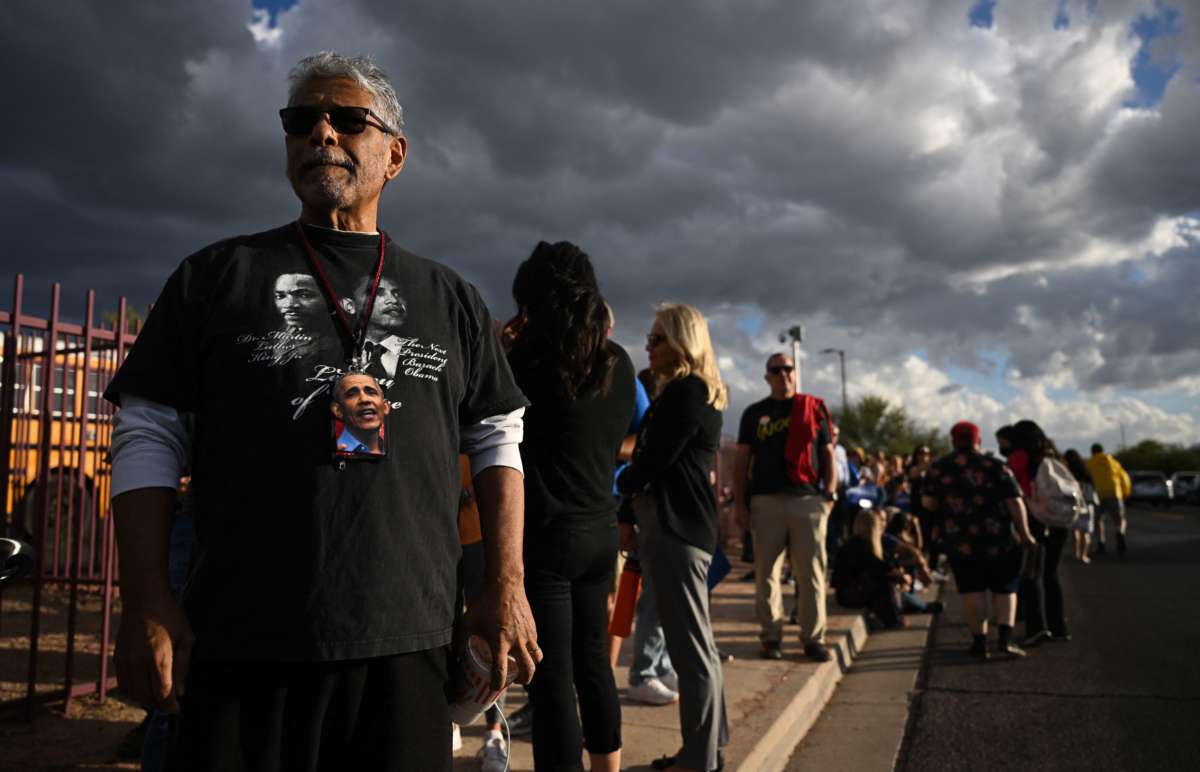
[832,506,910,629]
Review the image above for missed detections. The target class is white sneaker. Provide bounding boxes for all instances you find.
[476,731,508,772]
[627,677,678,705]
[659,671,679,693]
[451,723,463,752]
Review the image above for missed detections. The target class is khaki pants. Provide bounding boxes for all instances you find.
[751,492,829,645]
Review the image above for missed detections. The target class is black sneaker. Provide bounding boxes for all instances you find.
[1022,630,1050,648]
[738,569,756,582]
[652,750,724,771]
[506,703,533,737]
[996,641,1027,659]
[1048,631,1072,642]
[1117,533,1127,556]
[760,641,783,660]
[803,642,832,662]
[968,640,989,661]
[717,648,735,663]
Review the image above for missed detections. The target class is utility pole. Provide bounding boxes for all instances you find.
[821,348,847,418]
[780,325,805,392]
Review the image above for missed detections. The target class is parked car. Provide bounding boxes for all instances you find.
[1170,471,1200,504]
[1129,471,1174,507]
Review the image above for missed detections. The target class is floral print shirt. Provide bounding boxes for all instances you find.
[922,450,1022,558]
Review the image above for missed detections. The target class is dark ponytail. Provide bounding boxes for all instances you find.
[508,241,616,400]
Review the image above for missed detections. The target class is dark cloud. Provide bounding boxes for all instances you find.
[0,0,1196,440]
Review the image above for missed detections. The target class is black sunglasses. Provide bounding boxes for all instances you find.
[279,105,398,137]
[647,333,667,348]
[768,365,794,375]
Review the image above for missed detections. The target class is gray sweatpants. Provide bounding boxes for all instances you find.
[634,496,729,771]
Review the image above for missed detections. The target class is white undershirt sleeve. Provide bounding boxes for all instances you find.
[461,408,524,478]
[110,394,191,498]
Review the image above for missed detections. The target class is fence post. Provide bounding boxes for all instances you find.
[98,297,128,703]
[0,275,24,639]
[63,290,96,713]
[26,282,61,717]
[0,275,24,535]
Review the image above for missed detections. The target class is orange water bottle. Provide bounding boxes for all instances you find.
[609,554,642,637]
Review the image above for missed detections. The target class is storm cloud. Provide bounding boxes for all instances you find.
[0,0,1196,450]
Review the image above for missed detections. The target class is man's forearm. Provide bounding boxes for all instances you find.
[113,487,176,609]
[732,446,751,506]
[821,445,837,493]
[473,466,525,584]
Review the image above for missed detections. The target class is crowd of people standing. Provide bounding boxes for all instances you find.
[104,50,1141,772]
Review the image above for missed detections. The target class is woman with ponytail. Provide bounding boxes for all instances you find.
[507,241,635,772]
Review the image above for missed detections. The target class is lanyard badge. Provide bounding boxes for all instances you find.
[295,222,391,462]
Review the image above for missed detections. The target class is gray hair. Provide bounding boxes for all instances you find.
[288,51,404,134]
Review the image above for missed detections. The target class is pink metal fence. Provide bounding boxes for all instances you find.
[0,274,138,715]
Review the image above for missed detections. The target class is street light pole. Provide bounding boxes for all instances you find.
[1105,415,1127,450]
[821,347,847,417]
[780,325,805,392]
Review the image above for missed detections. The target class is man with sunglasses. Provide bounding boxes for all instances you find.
[733,353,837,662]
[105,52,537,771]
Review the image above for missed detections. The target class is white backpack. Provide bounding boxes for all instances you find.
[1029,457,1085,528]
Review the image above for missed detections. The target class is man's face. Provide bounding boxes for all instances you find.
[765,355,796,396]
[284,78,406,216]
[274,273,324,329]
[331,373,390,433]
[367,278,407,335]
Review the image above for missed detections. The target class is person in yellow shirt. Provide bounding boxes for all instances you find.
[1085,443,1131,556]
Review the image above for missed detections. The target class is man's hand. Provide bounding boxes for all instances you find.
[734,501,751,531]
[115,596,193,713]
[618,522,638,553]
[470,466,541,689]
[465,578,541,689]
[1019,530,1038,547]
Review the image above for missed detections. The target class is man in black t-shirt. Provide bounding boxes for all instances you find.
[733,353,837,663]
[106,52,538,771]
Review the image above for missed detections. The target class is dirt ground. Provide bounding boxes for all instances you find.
[1,583,143,770]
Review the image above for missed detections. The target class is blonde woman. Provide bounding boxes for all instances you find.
[617,303,728,772]
[831,507,906,629]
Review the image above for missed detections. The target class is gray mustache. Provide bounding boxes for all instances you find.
[300,152,354,174]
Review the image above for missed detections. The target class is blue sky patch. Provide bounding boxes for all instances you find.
[1125,6,1181,108]
[968,0,996,29]
[253,0,297,27]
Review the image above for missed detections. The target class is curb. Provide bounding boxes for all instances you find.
[734,613,870,772]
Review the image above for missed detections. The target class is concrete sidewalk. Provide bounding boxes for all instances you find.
[454,558,872,771]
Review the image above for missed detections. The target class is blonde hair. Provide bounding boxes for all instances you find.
[654,303,727,410]
[852,507,885,560]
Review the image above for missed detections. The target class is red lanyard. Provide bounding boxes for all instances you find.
[294,221,387,357]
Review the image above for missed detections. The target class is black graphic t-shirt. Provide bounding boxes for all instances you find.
[104,223,528,662]
[736,397,830,496]
[921,450,1022,558]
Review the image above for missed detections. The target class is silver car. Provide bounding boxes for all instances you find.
[1130,471,1174,507]
[1170,471,1200,503]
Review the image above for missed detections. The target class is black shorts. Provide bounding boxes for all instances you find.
[948,548,1021,595]
[167,648,453,772]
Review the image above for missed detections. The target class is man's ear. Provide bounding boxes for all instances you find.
[380,400,391,417]
[331,400,344,420]
[385,135,407,181]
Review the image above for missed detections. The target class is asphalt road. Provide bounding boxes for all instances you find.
[896,505,1200,772]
